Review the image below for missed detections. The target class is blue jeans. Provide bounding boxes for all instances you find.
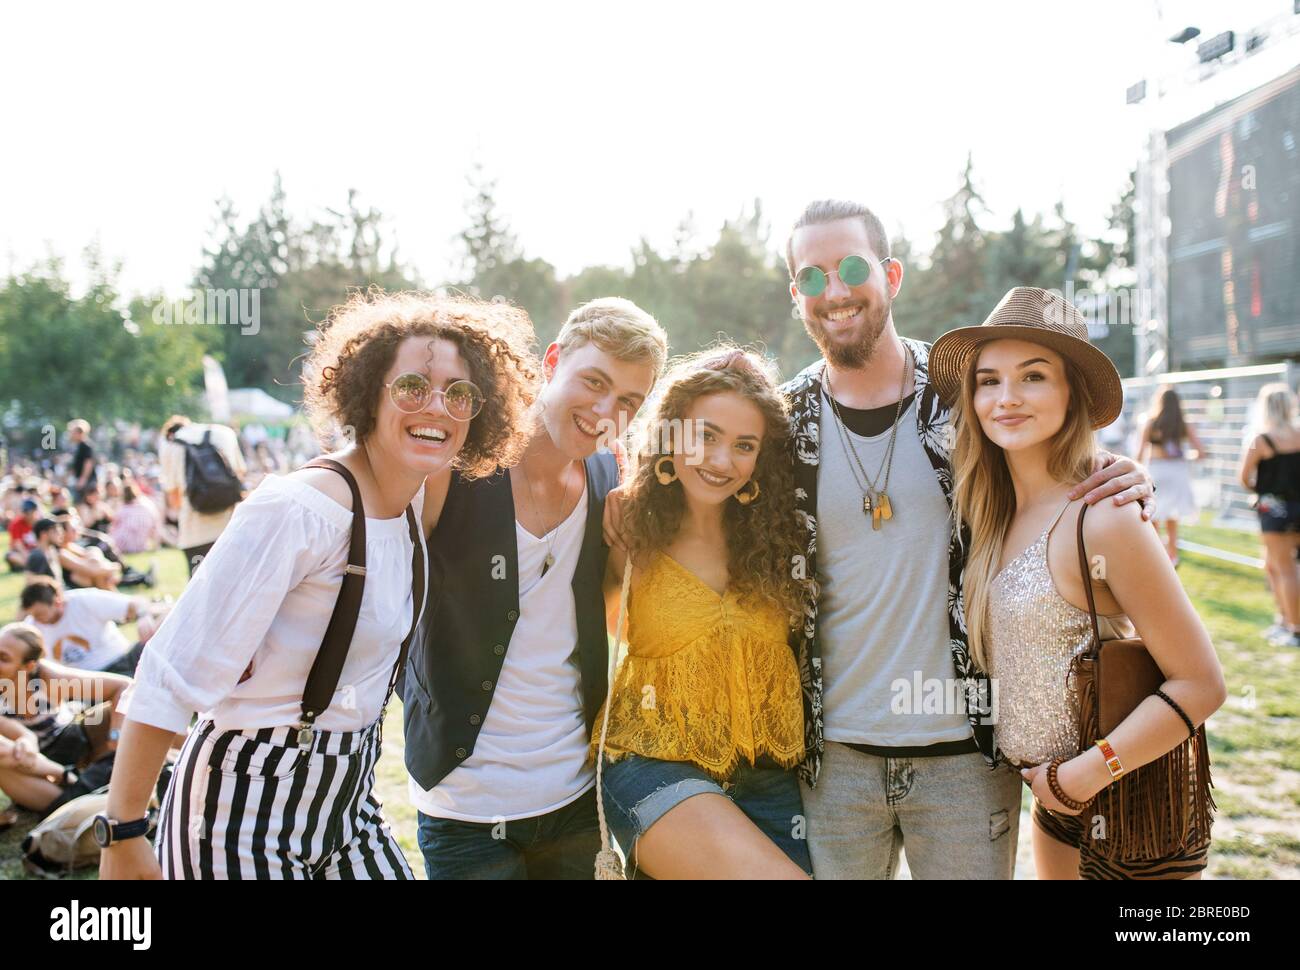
[416,787,601,880]
[800,742,1022,879]
[600,753,813,878]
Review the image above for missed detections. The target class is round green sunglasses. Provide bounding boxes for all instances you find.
[794,254,894,298]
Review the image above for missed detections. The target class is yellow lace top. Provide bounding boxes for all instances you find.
[590,551,805,779]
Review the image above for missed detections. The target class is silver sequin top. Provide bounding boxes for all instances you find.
[988,501,1134,766]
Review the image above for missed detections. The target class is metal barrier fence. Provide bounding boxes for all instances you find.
[1118,362,1299,530]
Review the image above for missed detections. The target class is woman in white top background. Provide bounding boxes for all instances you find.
[99,291,538,879]
[1138,386,1205,567]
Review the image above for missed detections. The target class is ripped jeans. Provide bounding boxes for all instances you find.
[799,742,1022,879]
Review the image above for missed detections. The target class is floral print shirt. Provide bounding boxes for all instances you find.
[780,337,997,787]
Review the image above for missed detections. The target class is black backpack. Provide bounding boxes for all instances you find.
[181,429,243,514]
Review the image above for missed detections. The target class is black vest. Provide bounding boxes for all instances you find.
[401,451,618,792]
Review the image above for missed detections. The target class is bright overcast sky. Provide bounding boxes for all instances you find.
[1,0,1293,297]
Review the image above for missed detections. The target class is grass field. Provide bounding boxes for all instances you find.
[2,510,1297,879]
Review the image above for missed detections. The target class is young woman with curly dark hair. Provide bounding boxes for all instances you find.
[100,290,538,880]
[591,346,813,879]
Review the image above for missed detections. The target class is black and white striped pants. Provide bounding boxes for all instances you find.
[157,717,413,879]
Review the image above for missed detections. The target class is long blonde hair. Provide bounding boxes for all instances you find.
[1256,382,1299,436]
[952,349,1098,673]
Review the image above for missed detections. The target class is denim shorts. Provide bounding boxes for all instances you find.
[1257,494,1300,533]
[599,753,813,878]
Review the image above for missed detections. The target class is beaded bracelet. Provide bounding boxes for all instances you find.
[1047,758,1089,813]
[1155,688,1196,740]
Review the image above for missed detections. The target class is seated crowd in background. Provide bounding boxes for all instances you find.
[0,415,257,829]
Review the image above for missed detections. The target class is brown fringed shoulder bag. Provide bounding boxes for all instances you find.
[1069,503,1215,860]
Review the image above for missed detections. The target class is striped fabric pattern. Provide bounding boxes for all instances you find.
[1032,800,1209,880]
[0,673,81,750]
[157,718,413,880]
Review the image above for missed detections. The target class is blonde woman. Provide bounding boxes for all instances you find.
[931,287,1226,879]
[1240,383,1300,648]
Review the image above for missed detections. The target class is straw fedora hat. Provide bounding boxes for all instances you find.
[929,286,1123,429]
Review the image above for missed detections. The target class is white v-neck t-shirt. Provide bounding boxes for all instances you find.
[410,487,594,823]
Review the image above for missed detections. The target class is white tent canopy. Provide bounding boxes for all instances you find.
[225,387,296,421]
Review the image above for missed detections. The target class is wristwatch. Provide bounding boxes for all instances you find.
[92,814,150,848]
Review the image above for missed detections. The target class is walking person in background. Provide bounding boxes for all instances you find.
[66,420,97,503]
[158,415,247,577]
[1240,383,1300,648]
[1139,386,1204,566]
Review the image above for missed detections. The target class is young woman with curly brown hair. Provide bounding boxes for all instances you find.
[99,290,537,880]
[592,346,813,879]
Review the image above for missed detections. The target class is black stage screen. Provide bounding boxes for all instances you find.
[1167,64,1300,369]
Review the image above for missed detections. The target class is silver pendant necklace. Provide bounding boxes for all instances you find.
[822,345,911,531]
[520,461,576,578]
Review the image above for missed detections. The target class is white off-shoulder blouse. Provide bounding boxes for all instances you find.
[119,473,427,734]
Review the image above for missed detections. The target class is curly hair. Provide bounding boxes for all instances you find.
[620,346,806,621]
[302,289,540,479]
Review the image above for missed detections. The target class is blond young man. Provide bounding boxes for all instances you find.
[405,298,667,880]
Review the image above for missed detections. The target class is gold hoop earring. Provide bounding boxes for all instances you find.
[654,456,677,485]
[735,479,761,505]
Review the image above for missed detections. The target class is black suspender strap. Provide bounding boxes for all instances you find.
[295,458,427,748]
[384,504,425,708]
[298,458,368,746]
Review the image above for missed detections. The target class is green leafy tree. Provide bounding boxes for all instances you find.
[897,154,991,343]
[454,168,564,338]
[193,174,418,401]
[0,252,204,433]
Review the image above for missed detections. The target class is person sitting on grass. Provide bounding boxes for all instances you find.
[6,499,41,572]
[109,483,162,555]
[48,512,122,590]
[0,624,131,818]
[24,518,67,587]
[61,509,156,589]
[19,576,165,677]
[77,481,114,534]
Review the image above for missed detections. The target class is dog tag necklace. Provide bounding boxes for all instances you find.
[823,346,910,531]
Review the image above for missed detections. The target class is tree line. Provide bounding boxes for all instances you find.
[0,157,1135,437]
